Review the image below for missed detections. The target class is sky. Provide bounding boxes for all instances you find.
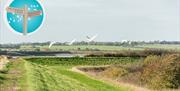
[0,0,180,43]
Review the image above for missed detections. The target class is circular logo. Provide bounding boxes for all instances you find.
[6,0,44,35]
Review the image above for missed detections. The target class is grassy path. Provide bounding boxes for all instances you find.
[25,61,130,91]
[0,59,28,91]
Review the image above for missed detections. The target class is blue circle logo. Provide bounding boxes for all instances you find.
[6,0,44,35]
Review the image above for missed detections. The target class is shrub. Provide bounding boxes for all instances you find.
[141,54,180,89]
[101,65,128,78]
[85,49,179,57]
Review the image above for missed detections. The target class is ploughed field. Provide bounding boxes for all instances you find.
[0,57,140,91]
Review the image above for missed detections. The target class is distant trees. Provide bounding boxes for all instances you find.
[0,44,20,49]
[0,41,179,49]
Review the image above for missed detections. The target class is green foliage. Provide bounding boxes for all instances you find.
[141,54,180,89]
[25,57,140,66]
[101,66,128,78]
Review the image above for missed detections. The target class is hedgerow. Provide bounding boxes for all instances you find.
[141,54,180,89]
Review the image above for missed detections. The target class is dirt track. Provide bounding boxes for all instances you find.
[0,56,9,70]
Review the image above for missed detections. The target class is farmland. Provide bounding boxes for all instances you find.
[26,57,140,66]
[0,44,179,91]
[0,57,141,91]
[0,52,180,91]
[25,57,140,91]
[18,44,180,51]
[37,45,143,51]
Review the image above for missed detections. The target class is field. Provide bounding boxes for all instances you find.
[136,44,180,50]
[38,45,143,51]
[19,44,180,51]
[0,57,140,91]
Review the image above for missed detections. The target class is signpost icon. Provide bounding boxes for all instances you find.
[6,0,44,36]
[6,5,42,35]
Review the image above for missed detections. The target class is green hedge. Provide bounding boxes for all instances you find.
[25,57,140,66]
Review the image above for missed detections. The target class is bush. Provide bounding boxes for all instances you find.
[85,49,179,57]
[141,54,180,89]
[101,65,128,78]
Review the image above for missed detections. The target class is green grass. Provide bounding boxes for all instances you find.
[0,59,28,91]
[24,57,139,91]
[0,57,140,91]
[25,62,130,91]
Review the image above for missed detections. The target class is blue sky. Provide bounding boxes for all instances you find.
[0,0,179,43]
